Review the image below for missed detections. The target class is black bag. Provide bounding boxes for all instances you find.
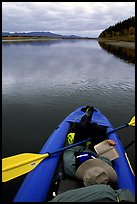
[69,121,107,145]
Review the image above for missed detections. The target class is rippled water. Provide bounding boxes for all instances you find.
[2,40,135,201]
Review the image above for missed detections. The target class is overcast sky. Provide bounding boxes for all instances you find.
[2,2,135,37]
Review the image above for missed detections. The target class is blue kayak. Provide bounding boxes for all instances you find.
[13,106,135,202]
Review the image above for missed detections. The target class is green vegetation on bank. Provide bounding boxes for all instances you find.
[98,16,135,42]
[2,36,62,41]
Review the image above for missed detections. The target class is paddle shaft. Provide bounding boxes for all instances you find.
[50,138,91,156]
[107,123,128,134]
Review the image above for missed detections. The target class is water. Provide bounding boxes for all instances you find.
[2,39,135,202]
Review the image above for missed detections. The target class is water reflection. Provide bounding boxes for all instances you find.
[2,39,79,47]
[98,41,135,64]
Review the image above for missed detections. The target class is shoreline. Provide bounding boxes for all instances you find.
[2,38,64,42]
[98,39,135,49]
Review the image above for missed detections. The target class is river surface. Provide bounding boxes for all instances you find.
[2,39,135,202]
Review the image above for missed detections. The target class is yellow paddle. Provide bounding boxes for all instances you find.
[2,116,135,182]
[2,138,91,182]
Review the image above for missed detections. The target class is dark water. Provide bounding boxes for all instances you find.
[2,39,135,202]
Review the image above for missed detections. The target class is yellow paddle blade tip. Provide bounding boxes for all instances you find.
[128,116,135,126]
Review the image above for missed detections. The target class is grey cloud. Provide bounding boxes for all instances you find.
[2,2,135,37]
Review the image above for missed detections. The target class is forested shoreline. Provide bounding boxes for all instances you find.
[98,16,135,42]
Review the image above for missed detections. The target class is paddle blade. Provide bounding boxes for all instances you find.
[128,116,135,126]
[2,153,49,182]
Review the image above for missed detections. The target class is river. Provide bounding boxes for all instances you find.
[2,39,135,202]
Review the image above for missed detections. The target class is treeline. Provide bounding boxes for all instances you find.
[98,16,135,41]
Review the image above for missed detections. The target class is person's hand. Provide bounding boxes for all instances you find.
[107,140,116,146]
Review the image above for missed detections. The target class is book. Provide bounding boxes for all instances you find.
[94,140,119,161]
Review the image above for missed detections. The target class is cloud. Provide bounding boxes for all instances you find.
[2,2,135,37]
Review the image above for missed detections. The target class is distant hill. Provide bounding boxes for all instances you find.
[98,16,135,41]
[2,31,62,38]
[2,31,89,39]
